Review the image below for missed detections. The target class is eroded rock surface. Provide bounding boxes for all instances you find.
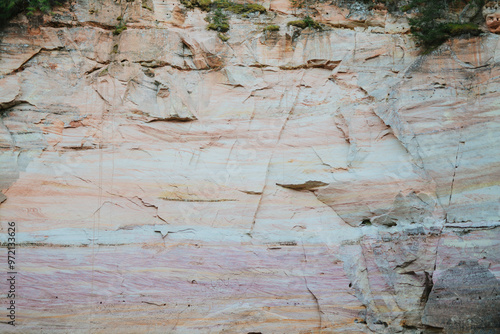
[0,1,499,333]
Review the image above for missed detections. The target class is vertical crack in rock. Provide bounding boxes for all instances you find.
[301,240,323,332]
[333,111,350,144]
[371,106,427,173]
[250,71,306,232]
[448,141,465,208]
[433,224,444,275]
[377,54,431,170]
[359,240,393,327]
[371,101,445,214]
[340,242,373,328]
[249,157,271,233]
[420,271,434,308]
[172,305,190,331]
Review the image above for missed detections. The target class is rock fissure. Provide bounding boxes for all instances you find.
[448,140,465,207]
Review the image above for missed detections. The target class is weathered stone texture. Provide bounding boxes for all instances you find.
[0,1,499,333]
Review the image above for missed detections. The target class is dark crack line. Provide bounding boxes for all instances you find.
[135,60,203,72]
[91,200,124,216]
[154,228,195,240]
[419,270,434,309]
[172,304,190,331]
[44,20,116,31]
[301,240,323,332]
[106,192,170,224]
[141,301,167,306]
[0,99,36,114]
[249,71,306,233]
[432,218,446,277]
[85,64,106,76]
[311,146,333,168]
[448,141,464,207]
[91,86,112,107]
[3,46,65,77]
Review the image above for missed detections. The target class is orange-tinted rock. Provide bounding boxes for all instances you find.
[484,2,500,33]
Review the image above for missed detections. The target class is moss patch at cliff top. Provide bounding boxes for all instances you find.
[0,0,66,26]
[263,24,280,31]
[180,0,266,15]
[184,0,267,34]
[339,0,485,49]
[412,22,482,47]
[404,0,485,49]
[181,0,212,11]
[216,1,266,15]
[206,8,230,32]
[287,16,322,30]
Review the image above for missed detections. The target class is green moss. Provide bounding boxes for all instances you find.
[113,22,127,35]
[180,0,266,14]
[411,21,482,48]
[179,0,194,9]
[141,0,153,11]
[244,3,266,14]
[218,32,229,41]
[403,0,485,49]
[206,8,229,32]
[180,0,212,11]
[98,67,109,76]
[180,0,266,34]
[211,0,266,14]
[350,0,486,49]
[1,0,67,26]
[207,22,229,32]
[400,4,413,12]
[198,0,212,10]
[287,16,322,30]
[443,22,481,36]
[287,20,307,29]
[263,24,279,32]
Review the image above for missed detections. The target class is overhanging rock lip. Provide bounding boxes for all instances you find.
[276,180,329,190]
[145,115,197,123]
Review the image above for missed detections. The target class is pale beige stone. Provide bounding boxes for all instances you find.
[0,1,499,333]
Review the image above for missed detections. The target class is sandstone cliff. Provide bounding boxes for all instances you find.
[0,0,499,333]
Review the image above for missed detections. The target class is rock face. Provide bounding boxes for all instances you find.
[0,1,499,333]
